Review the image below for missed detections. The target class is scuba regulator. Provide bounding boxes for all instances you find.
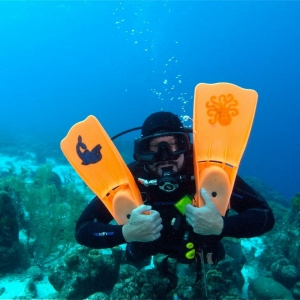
[138,166,194,192]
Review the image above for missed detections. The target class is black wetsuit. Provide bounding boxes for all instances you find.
[75,156,275,264]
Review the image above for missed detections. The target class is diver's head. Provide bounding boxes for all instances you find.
[141,111,185,137]
[134,112,190,176]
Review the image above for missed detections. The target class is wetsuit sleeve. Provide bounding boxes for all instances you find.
[221,176,275,238]
[75,197,126,248]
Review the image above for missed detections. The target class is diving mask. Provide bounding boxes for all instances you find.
[134,131,190,165]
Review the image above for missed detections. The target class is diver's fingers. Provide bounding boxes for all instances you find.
[134,204,152,215]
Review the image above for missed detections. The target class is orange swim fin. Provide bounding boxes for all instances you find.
[193,83,258,216]
[60,115,143,224]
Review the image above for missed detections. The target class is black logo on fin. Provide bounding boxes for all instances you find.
[76,135,102,165]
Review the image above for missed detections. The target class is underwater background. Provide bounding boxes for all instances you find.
[0,1,300,299]
[0,0,299,200]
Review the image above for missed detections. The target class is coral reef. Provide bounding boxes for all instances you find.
[248,276,294,299]
[1,157,298,300]
[0,164,88,269]
[0,191,23,271]
[291,193,300,211]
[46,245,246,299]
[111,255,178,300]
[255,193,300,299]
[48,247,120,299]
[271,258,298,288]
[27,265,44,281]
[22,278,38,299]
[292,282,300,299]
[86,292,110,300]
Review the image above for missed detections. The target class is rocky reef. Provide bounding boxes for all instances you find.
[1,166,299,299]
[238,179,300,300]
[45,243,246,299]
[48,247,121,299]
[253,202,300,300]
[0,191,24,271]
[0,164,88,270]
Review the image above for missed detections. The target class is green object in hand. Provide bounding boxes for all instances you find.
[174,194,193,215]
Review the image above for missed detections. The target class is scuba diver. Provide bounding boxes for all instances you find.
[75,111,275,267]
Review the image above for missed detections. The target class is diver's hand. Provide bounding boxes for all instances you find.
[185,188,224,235]
[122,205,163,242]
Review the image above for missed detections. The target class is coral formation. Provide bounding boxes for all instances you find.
[86,292,110,300]
[271,258,298,288]
[0,164,88,268]
[1,158,299,300]
[0,191,22,270]
[248,276,294,299]
[45,245,247,299]
[292,282,300,299]
[291,193,300,211]
[48,246,120,299]
[27,265,44,281]
[255,193,300,299]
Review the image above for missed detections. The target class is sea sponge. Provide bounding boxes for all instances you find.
[64,253,80,270]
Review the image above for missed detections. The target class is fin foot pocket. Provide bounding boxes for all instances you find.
[110,188,140,224]
[61,115,143,225]
[193,83,258,216]
[196,165,231,216]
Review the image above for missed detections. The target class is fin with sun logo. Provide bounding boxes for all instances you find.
[193,83,258,215]
[60,115,143,224]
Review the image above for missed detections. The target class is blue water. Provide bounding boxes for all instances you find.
[0,1,299,200]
